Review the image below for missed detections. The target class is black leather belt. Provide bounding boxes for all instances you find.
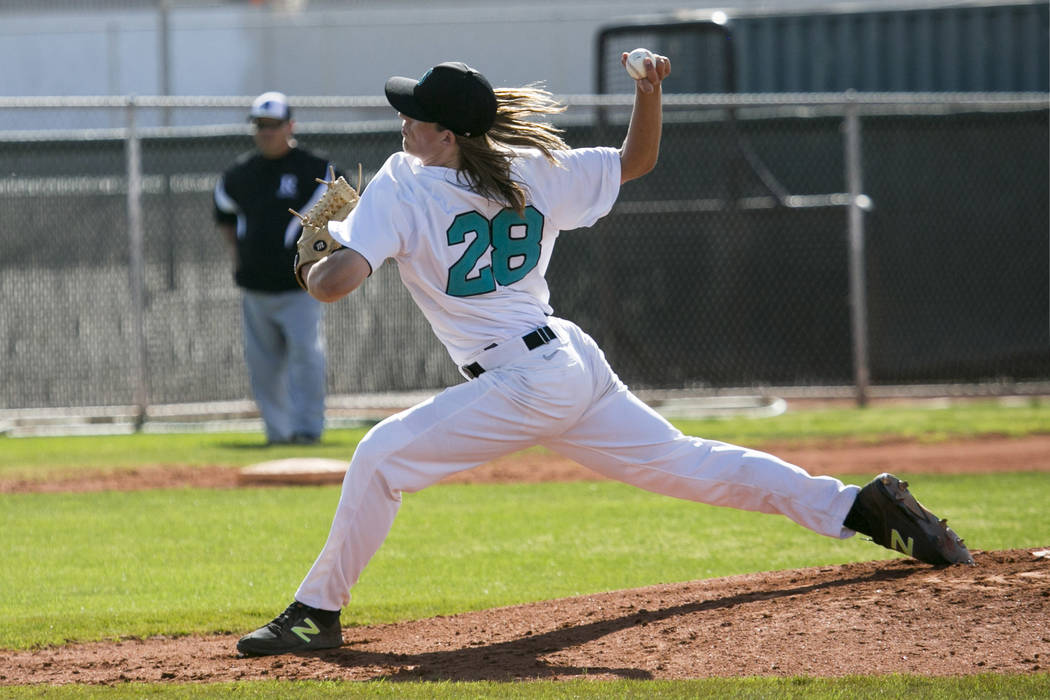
[462,325,557,379]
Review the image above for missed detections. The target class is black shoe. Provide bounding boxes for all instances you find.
[290,433,320,446]
[237,601,342,656]
[845,473,974,566]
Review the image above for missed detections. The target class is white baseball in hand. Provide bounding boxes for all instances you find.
[626,48,654,80]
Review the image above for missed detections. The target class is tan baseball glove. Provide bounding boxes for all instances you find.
[290,164,361,290]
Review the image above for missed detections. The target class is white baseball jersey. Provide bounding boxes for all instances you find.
[329,147,621,366]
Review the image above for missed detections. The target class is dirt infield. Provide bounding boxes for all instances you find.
[5,549,1048,684]
[3,434,1049,685]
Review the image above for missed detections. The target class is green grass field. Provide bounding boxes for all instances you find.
[2,398,1048,697]
[5,472,1045,650]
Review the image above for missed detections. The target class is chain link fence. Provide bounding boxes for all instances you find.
[0,94,1047,418]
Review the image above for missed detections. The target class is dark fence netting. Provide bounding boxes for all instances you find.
[0,96,1046,411]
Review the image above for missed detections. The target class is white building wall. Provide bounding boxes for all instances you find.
[2,2,685,99]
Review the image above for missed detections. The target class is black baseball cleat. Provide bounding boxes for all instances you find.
[844,473,975,566]
[237,601,342,656]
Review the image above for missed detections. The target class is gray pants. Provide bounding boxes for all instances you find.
[241,288,326,443]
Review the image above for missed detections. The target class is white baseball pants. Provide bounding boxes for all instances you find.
[295,317,859,611]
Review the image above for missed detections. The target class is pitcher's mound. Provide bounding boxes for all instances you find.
[238,458,346,486]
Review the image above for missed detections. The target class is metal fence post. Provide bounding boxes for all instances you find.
[844,93,871,407]
[125,95,149,428]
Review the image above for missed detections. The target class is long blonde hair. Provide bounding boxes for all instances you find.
[453,86,569,214]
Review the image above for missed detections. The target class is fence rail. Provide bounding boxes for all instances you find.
[1,93,1047,418]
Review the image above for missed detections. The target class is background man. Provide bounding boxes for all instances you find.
[214,91,340,445]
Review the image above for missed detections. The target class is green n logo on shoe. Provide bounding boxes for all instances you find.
[890,528,914,557]
[292,617,320,643]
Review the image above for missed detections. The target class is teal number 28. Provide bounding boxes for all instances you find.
[445,206,544,297]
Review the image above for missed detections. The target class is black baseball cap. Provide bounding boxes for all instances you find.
[384,62,497,137]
